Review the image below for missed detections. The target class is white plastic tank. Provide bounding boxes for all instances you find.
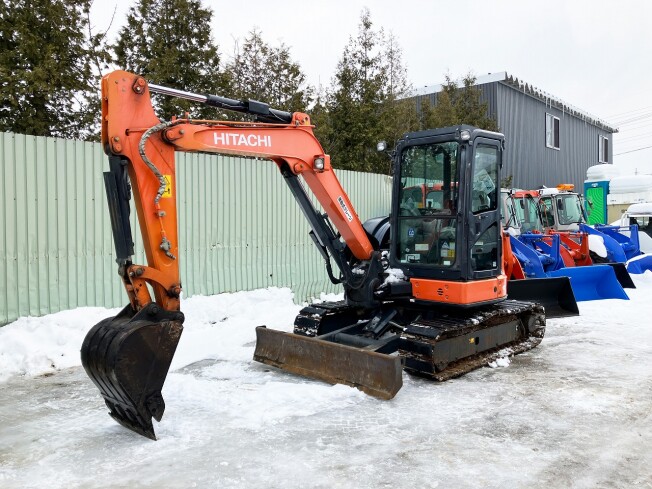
[585,164,620,182]
[608,175,652,194]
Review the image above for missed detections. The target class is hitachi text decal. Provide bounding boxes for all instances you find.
[213,133,272,147]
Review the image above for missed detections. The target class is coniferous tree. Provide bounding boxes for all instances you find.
[324,9,388,173]
[377,32,418,174]
[0,0,109,138]
[114,0,229,121]
[310,82,332,148]
[420,73,498,131]
[227,29,312,114]
[319,10,415,174]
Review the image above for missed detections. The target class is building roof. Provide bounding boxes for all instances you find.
[413,71,618,133]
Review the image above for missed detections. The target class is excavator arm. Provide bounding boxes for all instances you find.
[100,71,380,314]
[82,71,394,440]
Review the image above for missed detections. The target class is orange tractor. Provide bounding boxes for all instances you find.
[81,71,547,440]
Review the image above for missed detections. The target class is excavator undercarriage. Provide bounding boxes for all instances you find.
[255,298,545,400]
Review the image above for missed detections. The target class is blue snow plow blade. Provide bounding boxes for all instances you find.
[548,266,629,302]
[580,223,640,262]
[594,224,641,260]
[627,255,652,275]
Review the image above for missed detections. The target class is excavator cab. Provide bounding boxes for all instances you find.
[392,129,501,282]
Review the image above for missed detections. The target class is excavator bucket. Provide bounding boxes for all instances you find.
[507,277,579,318]
[548,266,629,302]
[81,304,184,440]
[253,326,403,400]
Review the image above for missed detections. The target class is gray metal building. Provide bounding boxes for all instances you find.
[413,72,618,192]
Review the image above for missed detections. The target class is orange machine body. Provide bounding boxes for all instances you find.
[411,275,507,304]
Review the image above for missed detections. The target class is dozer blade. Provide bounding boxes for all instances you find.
[605,262,636,289]
[548,266,629,302]
[81,304,184,440]
[253,326,403,400]
[507,277,579,318]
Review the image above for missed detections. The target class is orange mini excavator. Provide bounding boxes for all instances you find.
[81,71,546,440]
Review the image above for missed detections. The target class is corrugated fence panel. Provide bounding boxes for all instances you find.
[0,132,392,325]
[0,132,125,325]
[175,153,393,302]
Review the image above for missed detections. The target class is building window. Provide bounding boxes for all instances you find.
[599,135,609,163]
[546,113,560,150]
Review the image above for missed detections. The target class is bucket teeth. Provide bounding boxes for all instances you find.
[81,304,183,440]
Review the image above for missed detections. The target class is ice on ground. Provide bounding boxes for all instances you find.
[1,279,652,489]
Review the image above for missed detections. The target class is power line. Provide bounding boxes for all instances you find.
[617,120,652,132]
[617,126,652,138]
[617,134,652,143]
[607,105,652,120]
[614,145,652,156]
[617,112,652,126]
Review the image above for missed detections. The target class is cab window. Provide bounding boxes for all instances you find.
[539,197,555,228]
[472,145,498,213]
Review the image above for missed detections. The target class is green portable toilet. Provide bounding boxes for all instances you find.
[584,180,609,224]
[585,164,620,225]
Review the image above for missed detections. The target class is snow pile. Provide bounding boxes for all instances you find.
[608,176,652,205]
[383,267,406,284]
[585,163,620,182]
[639,234,652,254]
[625,202,652,214]
[609,175,652,194]
[0,307,121,381]
[488,356,511,368]
[312,291,345,303]
[588,233,608,258]
[0,287,301,381]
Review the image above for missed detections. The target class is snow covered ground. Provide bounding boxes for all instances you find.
[1,279,652,488]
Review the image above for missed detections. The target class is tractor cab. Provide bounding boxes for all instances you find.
[538,185,587,232]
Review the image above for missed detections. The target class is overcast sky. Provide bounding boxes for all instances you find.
[90,0,652,175]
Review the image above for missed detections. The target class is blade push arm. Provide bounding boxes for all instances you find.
[101,70,378,312]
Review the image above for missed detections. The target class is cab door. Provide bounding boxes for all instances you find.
[465,138,502,279]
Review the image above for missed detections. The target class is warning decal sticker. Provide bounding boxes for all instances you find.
[162,175,172,198]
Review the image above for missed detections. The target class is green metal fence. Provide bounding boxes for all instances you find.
[0,132,392,325]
